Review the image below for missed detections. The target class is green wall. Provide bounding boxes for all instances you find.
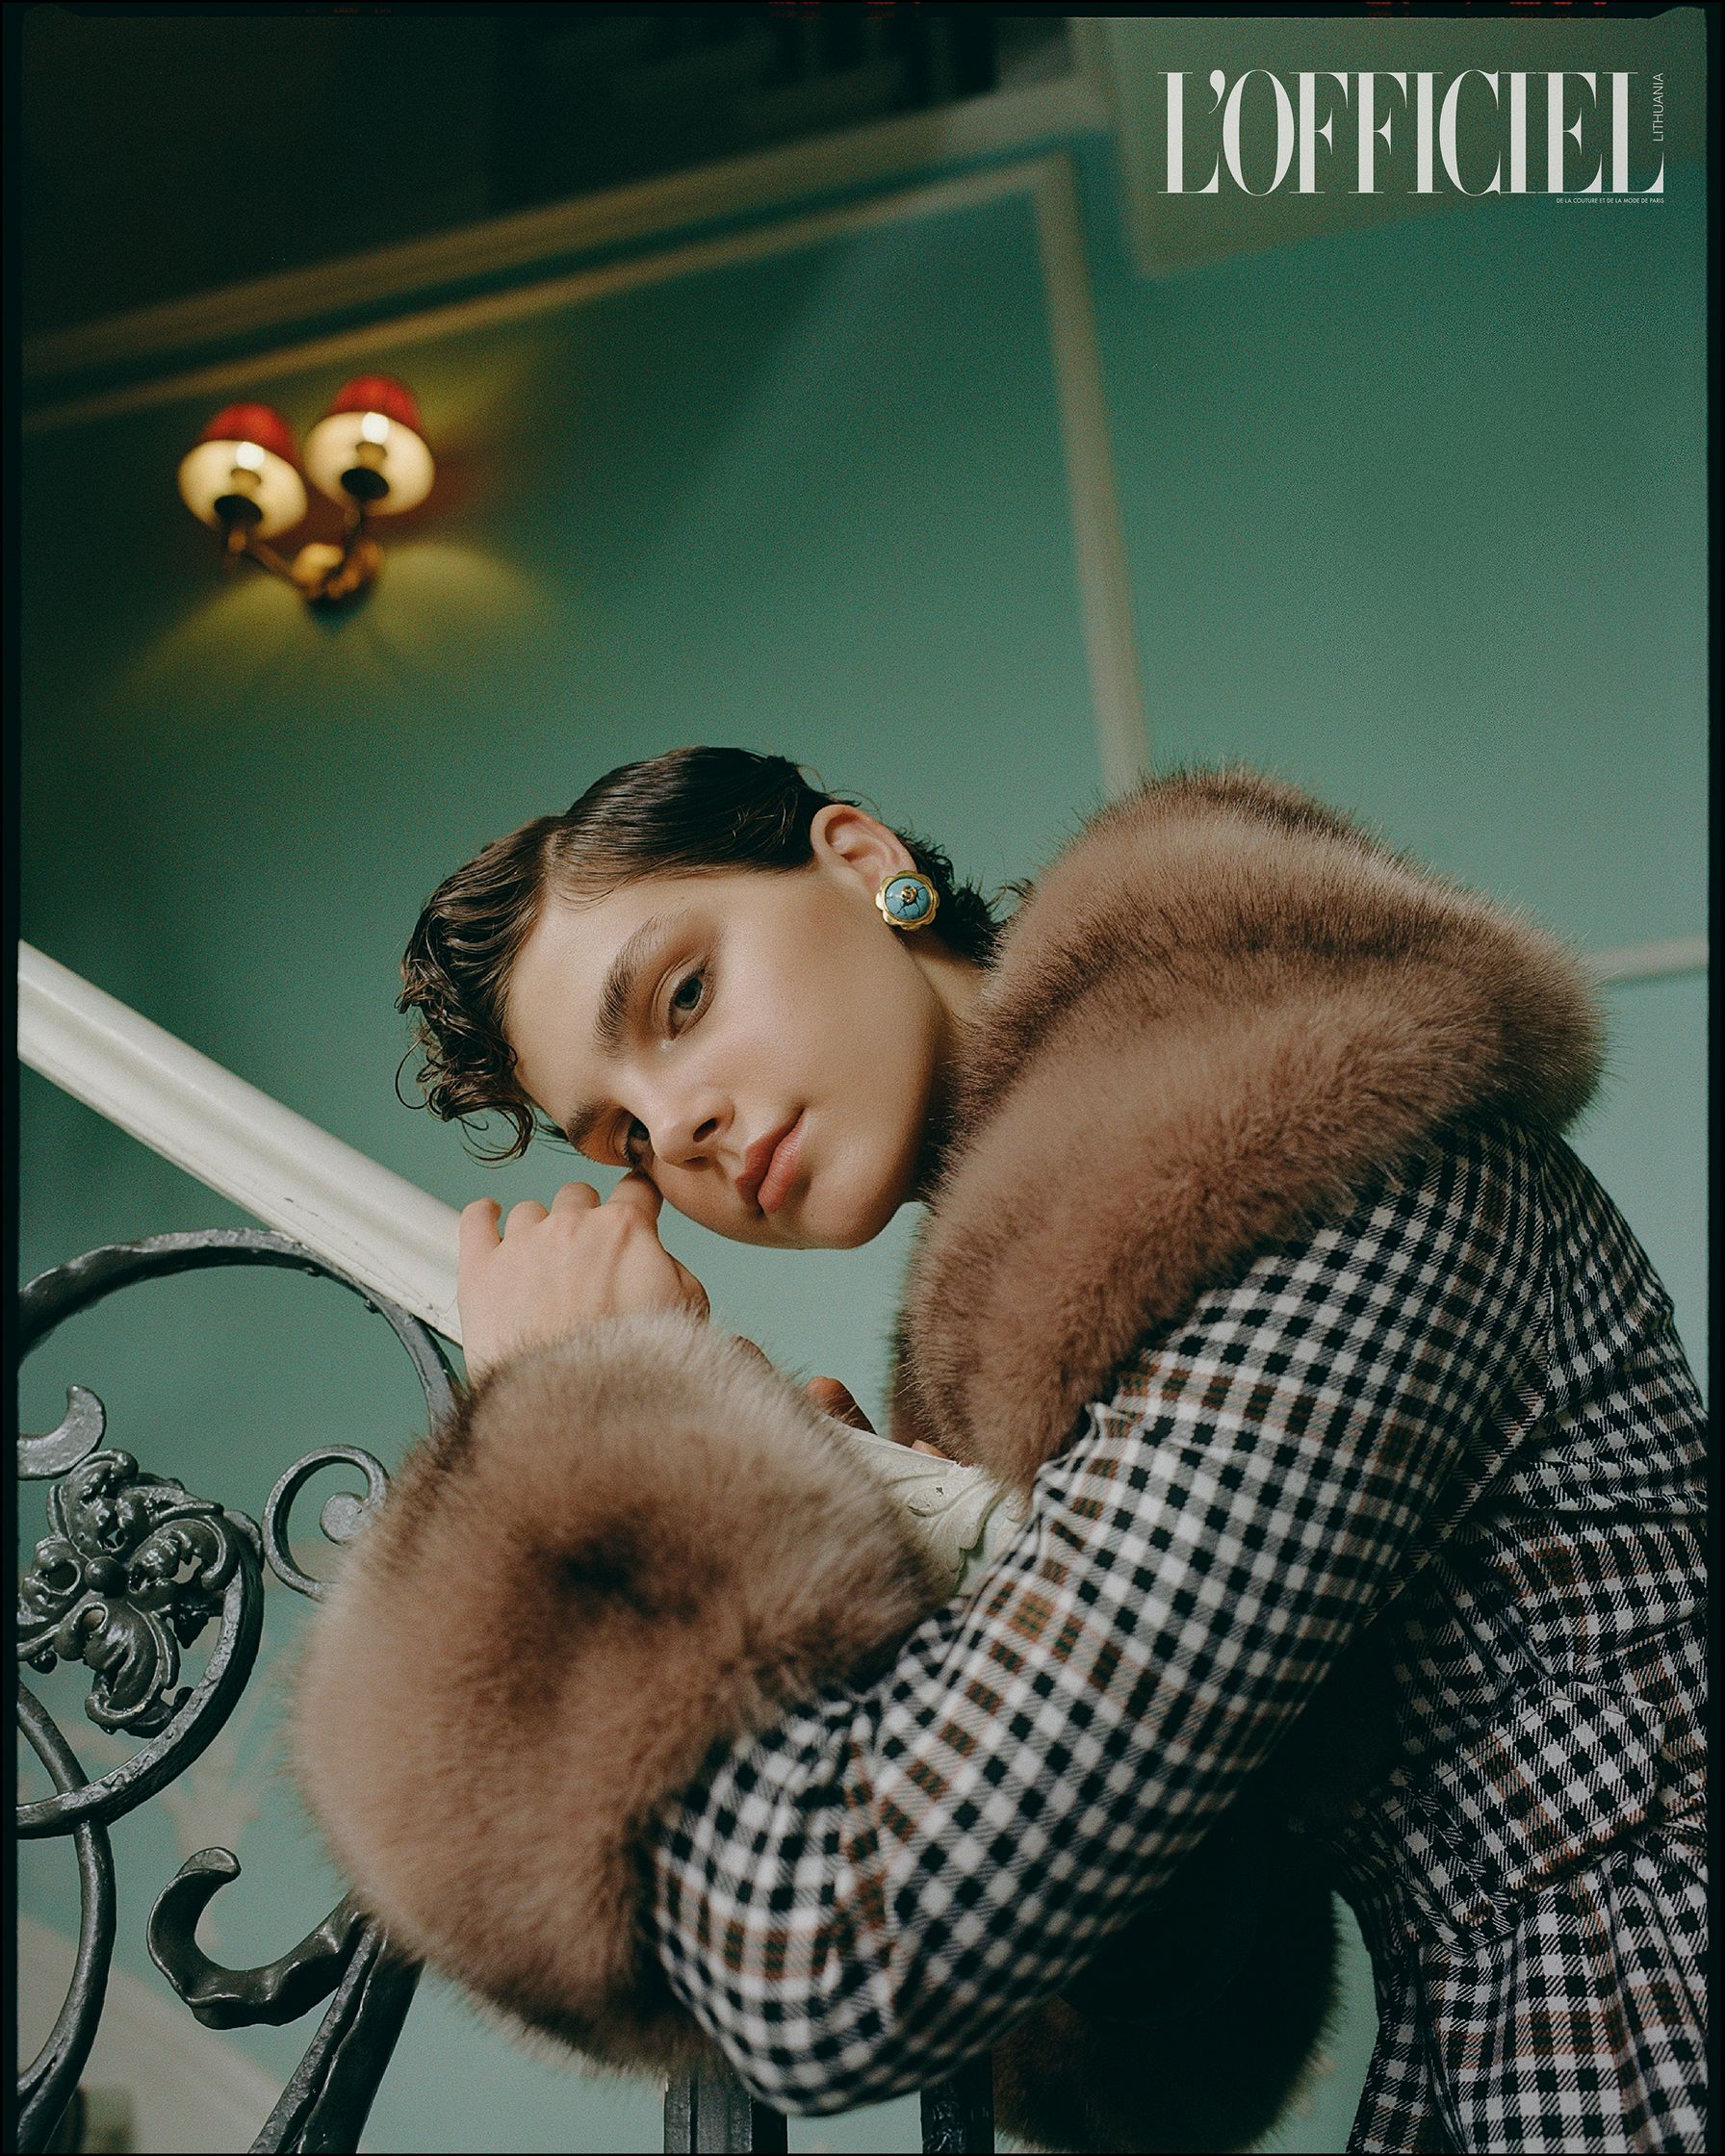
[1077,138,1709,1389]
[19,115,1707,2156]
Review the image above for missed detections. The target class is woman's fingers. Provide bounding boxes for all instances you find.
[806,1377,875,1433]
[605,1169,663,1219]
[454,1169,701,1364]
[801,1378,947,1450]
[458,1197,502,1258]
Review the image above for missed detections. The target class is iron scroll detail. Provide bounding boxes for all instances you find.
[15,1228,454,2156]
[14,1686,117,2152]
[263,1446,393,1604]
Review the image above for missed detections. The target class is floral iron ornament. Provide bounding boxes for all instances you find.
[19,1444,262,1737]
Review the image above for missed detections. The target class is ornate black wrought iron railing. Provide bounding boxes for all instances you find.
[15,1228,994,2154]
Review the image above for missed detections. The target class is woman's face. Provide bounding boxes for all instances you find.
[502,805,984,1249]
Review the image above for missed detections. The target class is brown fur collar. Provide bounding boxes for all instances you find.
[888,766,1604,1497]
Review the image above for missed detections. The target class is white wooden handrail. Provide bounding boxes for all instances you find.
[16,941,1032,1586]
[19,942,465,1341]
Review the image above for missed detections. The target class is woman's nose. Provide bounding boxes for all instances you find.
[652,1101,727,1167]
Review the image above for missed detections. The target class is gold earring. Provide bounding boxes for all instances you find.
[875,871,940,931]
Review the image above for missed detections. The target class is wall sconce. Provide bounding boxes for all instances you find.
[177,376,434,608]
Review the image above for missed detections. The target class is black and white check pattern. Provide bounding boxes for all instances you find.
[647,1118,1709,2152]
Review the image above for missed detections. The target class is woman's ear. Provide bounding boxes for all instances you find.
[809,803,912,892]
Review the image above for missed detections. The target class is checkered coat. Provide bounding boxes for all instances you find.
[293,771,1709,2154]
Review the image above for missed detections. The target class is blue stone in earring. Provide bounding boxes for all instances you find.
[876,871,940,931]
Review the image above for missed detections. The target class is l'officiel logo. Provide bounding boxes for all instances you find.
[1163,71,1665,198]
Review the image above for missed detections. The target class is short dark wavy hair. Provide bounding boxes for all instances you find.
[397,745,1018,1164]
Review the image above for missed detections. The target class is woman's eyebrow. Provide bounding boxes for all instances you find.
[559,908,695,1153]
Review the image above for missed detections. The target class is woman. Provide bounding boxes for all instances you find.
[292,748,1707,2154]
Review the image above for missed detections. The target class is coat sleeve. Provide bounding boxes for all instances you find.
[288,1119,1549,2107]
[642,1118,1552,2115]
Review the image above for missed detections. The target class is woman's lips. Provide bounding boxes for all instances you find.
[756,1112,806,1215]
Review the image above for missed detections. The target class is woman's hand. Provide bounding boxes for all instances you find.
[804,1375,877,1432]
[802,1373,950,1457]
[731,1345,951,1458]
[458,1171,709,1386]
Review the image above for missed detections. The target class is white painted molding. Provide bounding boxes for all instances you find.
[1032,156,1152,793]
[18,942,464,1342]
[23,157,1063,433]
[1587,935,1709,984]
[21,71,1106,397]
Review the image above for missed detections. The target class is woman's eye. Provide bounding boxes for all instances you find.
[668,968,707,1026]
[622,1118,651,1168]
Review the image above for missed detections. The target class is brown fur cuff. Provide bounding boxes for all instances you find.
[289,1311,946,2067]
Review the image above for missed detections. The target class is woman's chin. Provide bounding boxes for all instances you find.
[774,1194,872,1251]
[756,1174,887,1251]
[817,1167,915,1249]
